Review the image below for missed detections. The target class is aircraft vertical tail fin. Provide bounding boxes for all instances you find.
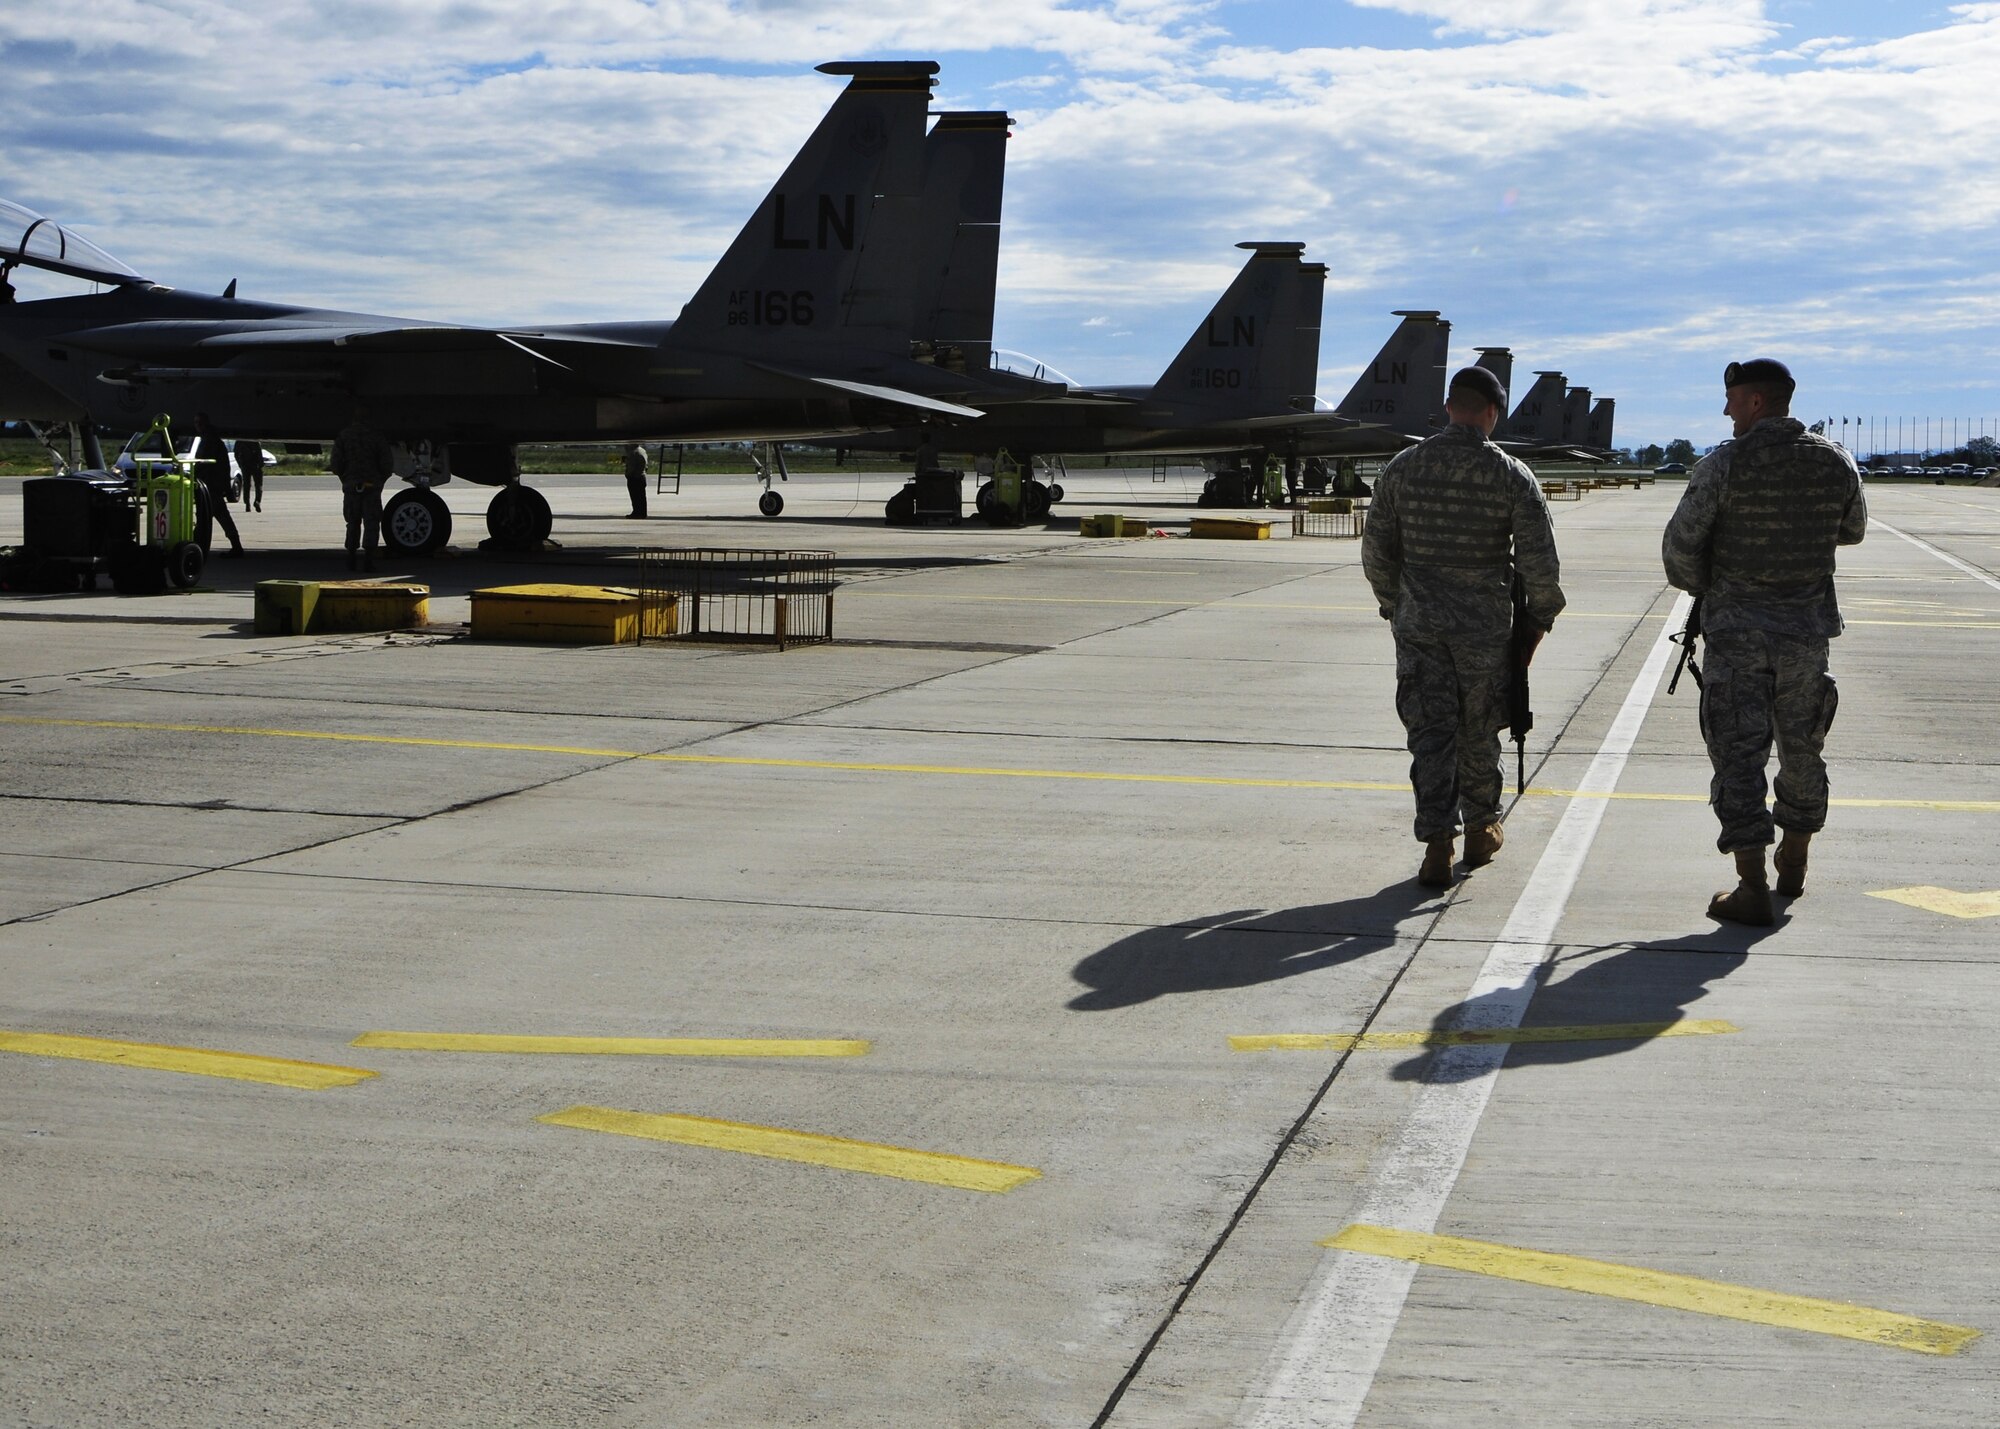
[1334,310,1451,436]
[1561,386,1592,445]
[910,111,1010,375]
[1505,370,1566,443]
[1587,396,1616,451]
[1145,243,1322,418]
[1474,346,1513,399]
[676,62,936,354]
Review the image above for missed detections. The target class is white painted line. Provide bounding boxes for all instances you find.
[1234,592,1691,1429]
[1871,518,2000,595]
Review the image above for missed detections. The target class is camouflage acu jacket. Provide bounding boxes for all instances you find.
[1662,417,1866,638]
[1361,423,1566,641]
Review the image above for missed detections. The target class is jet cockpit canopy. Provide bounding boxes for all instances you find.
[1,198,148,286]
[990,348,1077,390]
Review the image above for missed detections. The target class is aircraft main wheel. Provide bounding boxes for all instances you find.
[884,488,916,525]
[165,540,205,590]
[1024,481,1052,521]
[524,485,553,543]
[759,490,784,517]
[486,485,550,551]
[1048,483,1064,504]
[385,488,452,555]
[974,482,997,516]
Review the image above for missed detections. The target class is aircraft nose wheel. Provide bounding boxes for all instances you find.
[758,490,784,517]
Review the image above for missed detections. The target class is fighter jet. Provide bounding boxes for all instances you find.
[818,240,1449,518]
[0,61,1058,552]
[1473,347,1616,462]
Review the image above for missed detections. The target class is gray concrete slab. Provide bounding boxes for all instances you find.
[3,477,1998,1426]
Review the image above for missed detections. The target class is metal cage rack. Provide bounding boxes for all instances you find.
[635,548,837,650]
[1291,500,1368,539]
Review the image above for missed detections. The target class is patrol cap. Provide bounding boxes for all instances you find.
[1724,357,1795,397]
[1447,365,1507,411]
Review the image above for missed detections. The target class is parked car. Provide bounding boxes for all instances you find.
[113,431,276,501]
[1653,461,1688,475]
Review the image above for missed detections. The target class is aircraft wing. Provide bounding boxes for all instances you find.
[746,363,984,420]
[795,375,984,420]
[197,325,652,354]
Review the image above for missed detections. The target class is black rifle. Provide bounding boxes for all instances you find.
[1507,575,1542,796]
[1668,595,1704,695]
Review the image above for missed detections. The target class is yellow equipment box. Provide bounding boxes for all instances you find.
[253,580,320,635]
[1190,517,1272,540]
[254,580,429,634]
[315,582,430,633]
[469,584,676,645]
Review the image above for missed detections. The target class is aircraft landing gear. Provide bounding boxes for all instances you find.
[485,483,552,552]
[383,488,454,556]
[755,442,789,516]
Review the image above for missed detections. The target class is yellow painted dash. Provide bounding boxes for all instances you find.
[4,715,1997,814]
[1866,886,2000,920]
[1324,1224,1980,1356]
[354,1031,869,1057]
[1230,1020,1738,1053]
[537,1105,1041,1194]
[0,1030,376,1090]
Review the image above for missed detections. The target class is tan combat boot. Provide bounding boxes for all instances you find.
[1464,823,1505,868]
[1708,848,1774,926]
[1774,831,1811,897]
[1419,837,1455,889]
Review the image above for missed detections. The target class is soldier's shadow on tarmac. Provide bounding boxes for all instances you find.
[1388,922,1780,1083]
[1066,882,1435,1011]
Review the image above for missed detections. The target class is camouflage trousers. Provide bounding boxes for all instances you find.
[1393,630,1509,842]
[1699,628,1839,853]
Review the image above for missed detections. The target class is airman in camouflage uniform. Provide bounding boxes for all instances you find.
[329,407,394,572]
[1363,366,1566,888]
[1663,358,1867,925]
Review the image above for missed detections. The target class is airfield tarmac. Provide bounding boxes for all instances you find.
[1,467,1996,1427]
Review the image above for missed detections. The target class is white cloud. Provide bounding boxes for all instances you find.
[3,1,1997,445]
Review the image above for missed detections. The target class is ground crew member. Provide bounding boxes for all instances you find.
[1362,366,1565,888]
[1663,359,1867,925]
[623,442,648,518]
[193,412,244,556]
[234,436,265,512]
[329,408,393,572]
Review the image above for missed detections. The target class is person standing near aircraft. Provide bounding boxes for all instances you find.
[622,442,648,518]
[1362,366,1565,888]
[234,436,265,512]
[329,408,393,572]
[194,412,244,556]
[1662,359,1867,926]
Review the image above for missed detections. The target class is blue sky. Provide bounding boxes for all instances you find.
[4,1,1997,450]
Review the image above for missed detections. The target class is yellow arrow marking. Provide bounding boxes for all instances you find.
[1325,1224,1980,1356]
[3,715,1997,814]
[537,1106,1040,1194]
[1866,886,2000,919]
[1229,1020,1737,1053]
[0,1030,376,1090]
[353,1031,868,1057]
